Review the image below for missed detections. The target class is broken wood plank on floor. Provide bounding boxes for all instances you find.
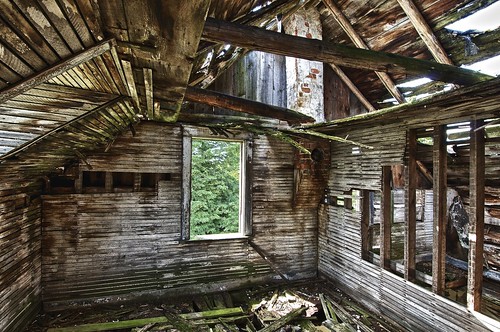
[258,306,306,332]
[46,307,245,332]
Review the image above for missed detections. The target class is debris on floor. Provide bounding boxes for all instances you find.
[27,280,404,332]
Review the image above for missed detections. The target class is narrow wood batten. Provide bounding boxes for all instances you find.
[467,120,485,311]
[432,125,447,295]
[405,129,417,282]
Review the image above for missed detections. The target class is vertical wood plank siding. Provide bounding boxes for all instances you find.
[319,121,497,331]
[41,122,319,309]
[0,181,42,332]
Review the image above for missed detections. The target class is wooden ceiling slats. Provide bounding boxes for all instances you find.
[92,57,120,95]
[73,0,104,42]
[0,42,35,78]
[0,0,60,64]
[56,0,95,48]
[33,0,85,53]
[12,0,72,58]
[0,61,22,84]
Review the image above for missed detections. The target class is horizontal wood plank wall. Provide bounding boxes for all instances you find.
[42,122,318,309]
[0,180,42,332]
[318,124,496,331]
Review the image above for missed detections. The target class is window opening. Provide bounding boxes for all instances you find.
[189,138,244,239]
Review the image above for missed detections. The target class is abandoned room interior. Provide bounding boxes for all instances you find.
[1,0,500,331]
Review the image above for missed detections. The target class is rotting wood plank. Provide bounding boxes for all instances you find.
[0,39,116,103]
[432,125,446,295]
[467,120,485,311]
[46,307,245,332]
[202,18,492,86]
[328,63,375,112]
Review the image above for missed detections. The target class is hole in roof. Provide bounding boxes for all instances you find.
[462,54,500,76]
[251,1,272,13]
[446,1,500,32]
[397,77,432,88]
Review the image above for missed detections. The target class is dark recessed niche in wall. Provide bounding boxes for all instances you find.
[112,172,135,192]
[82,171,106,192]
[49,176,76,194]
[141,173,171,191]
[47,171,173,194]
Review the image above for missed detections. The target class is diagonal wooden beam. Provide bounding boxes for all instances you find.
[328,64,375,112]
[184,86,315,125]
[0,39,117,104]
[322,0,406,104]
[202,18,492,86]
[0,96,128,161]
[396,0,454,65]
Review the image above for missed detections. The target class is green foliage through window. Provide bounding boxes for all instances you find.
[190,139,241,237]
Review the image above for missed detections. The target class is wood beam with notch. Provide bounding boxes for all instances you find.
[202,18,492,86]
[184,86,315,125]
[396,0,454,65]
[405,129,417,281]
[467,120,485,311]
[0,39,116,103]
[322,0,405,104]
[432,125,447,295]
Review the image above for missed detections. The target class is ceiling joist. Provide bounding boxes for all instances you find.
[202,18,493,86]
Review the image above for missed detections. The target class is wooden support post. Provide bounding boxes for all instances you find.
[361,189,371,261]
[405,129,417,281]
[380,166,392,270]
[467,120,485,311]
[432,125,447,295]
[202,18,492,86]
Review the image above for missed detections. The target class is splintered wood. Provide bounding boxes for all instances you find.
[30,281,403,332]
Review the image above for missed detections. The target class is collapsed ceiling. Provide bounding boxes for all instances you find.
[0,0,498,168]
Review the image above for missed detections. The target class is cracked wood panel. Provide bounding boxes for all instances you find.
[100,0,211,120]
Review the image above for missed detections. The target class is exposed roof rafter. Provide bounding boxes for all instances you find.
[322,0,406,104]
[396,0,454,65]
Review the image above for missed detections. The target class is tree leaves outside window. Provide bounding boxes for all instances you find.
[190,139,241,237]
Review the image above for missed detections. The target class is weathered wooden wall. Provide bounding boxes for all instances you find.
[0,180,42,332]
[318,81,500,331]
[41,121,321,309]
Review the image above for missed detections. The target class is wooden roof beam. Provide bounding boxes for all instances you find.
[0,39,116,104]
[184,87,315,125]
[202,18,493,86]
[322,0,406,104]
[396,0,454,65]
[328,64,375,112]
